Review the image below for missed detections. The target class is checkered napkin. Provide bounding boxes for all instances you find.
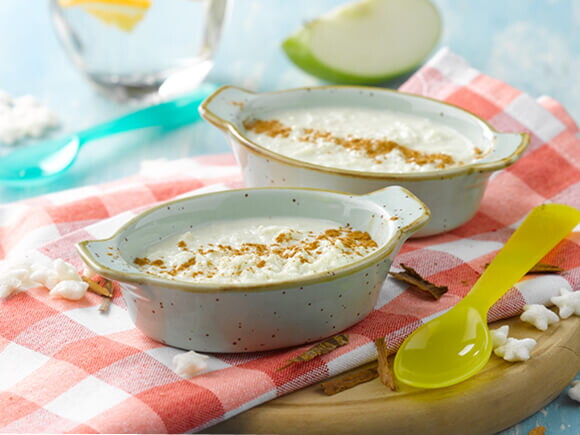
[1,48,579,433]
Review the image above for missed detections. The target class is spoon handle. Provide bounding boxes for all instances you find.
[78,85,216,144]
[463,204,580,312]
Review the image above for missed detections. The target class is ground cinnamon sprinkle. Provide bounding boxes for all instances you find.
[243,119,292,138]
[275,232,294,243]
[174,257,196,273]
[134,257,165,267]
[134,257,150,266]
[135,226,378,281]
[244,118,458,168]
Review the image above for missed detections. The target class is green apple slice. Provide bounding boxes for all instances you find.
[282,0,441,84]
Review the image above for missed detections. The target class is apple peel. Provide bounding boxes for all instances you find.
[282,0,441,84]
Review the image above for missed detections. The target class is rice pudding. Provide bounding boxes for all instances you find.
[133,217,379,284]
[243,107,483,173]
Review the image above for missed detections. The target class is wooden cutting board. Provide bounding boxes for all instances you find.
[209,312,580,434]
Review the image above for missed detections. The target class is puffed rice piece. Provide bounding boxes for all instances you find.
[29,264,60,290]
[0,259,37,298]
[0,259,34,283]
[0,270,27,298]
[53,259,82,282]
[49,280,89,300]
[0,259,87,301]
[568,381,580,402]
[490,325,509,347]
[82,265,96,278]
[173,350,210,378]
[520,304,560,331]
[551,288,580,319]
[0,91,59,145]
[494,337,537,362]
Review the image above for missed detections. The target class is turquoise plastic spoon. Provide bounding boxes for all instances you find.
[394,203,580,389]
[0,85,216,183]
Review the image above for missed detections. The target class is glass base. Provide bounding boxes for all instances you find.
[87,60,214,104]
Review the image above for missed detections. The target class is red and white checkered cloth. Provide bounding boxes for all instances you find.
[1,48,579,433]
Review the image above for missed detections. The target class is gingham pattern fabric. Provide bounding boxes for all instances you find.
[1,48,579,433]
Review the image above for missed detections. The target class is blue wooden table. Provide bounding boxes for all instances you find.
[0,0,578,432]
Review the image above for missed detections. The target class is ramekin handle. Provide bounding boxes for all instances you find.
[76,239,139,282]
[363,186,431,235]
[476,132,530,172]
[199,85,256,131]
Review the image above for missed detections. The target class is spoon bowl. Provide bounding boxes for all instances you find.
[394,203,580,389]
[395,304,491,388]
[0,136,80,182]
[0,85,215,183]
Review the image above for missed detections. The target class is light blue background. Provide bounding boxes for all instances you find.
[0,0,579,432]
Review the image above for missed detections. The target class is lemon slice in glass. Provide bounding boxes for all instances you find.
[58,0,152,32]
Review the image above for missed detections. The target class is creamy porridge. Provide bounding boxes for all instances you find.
[243,107,482,173]
[133,217,379,284]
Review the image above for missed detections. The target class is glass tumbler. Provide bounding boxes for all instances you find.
[51,0,229,102]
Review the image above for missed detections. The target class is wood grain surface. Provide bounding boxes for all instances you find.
[209,313,580,434]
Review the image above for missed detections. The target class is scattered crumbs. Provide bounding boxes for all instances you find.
[520,304,559,331]
[494,337,536,362]
[568,380,580,402]
[173,350,209,378]
[550,288,580,319]
[1,258,88,301]
[490,325,509,348]
[0,90,60,145]
[49,280,88,301]
[231,101,245,108]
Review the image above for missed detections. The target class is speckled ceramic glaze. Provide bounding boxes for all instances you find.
[76,186,429,352]
[200,85,529,237]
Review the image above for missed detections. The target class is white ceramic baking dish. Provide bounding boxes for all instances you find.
[76,185,429,352]
[200,85,529,237]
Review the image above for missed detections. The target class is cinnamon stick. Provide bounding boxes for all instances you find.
[375,337,396,391]
[389,263,448,300]
[320,364,379,396]
[82,276,112,297]
[277,334,349,371]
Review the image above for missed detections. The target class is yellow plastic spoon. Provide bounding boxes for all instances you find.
[394,203,580,389]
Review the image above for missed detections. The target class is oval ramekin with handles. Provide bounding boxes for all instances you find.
[199,85,529,237]
[76,185,429,353]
